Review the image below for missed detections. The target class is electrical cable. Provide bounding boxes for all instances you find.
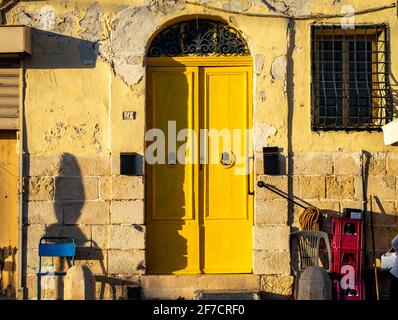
[184,0,397,20]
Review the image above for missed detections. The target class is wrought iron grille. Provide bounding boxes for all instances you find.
[148,19,250,57]
[311,24,393,130]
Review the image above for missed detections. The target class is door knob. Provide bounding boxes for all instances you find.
[220,151,236,168]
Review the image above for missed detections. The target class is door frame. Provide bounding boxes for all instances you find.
[145,56,254,274]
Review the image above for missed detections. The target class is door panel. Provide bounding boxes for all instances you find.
[146,67,200,274]
[201,67,253,273]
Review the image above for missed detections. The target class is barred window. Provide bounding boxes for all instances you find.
[311,25,392,130]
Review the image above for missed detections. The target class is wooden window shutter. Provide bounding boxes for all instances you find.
[0,55,20,130]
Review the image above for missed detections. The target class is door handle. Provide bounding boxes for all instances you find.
[248,155,254,195]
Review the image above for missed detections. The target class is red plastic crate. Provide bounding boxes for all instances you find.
[336,280,365,300]
[331,217,363,250]
[331,248,362,279]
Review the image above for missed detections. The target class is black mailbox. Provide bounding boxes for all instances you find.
[263,147,280,175]
[120,153,144,176]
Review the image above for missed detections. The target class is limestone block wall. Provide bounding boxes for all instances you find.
[23,154,145,299]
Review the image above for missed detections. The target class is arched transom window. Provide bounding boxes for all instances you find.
[148,19,250,57]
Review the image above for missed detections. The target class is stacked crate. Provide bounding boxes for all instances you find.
[331,217,365,300]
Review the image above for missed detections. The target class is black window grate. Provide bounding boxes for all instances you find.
[311,24,393,131]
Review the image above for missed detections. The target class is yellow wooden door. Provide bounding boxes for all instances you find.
[0,131,18,295]
[201,66,253,273]
[146,67,200,274]
[146,60,253,274]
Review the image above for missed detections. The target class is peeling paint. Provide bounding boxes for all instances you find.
[255,54,265,76]
[224,0,252,12]
[79,2,106,42]
[253,121,277,152]
[270,55,287,81]
[110,6,159,85]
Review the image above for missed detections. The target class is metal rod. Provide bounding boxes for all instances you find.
[370,195,380,300]
[257,181,307,209]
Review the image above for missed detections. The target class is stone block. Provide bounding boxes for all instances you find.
[75,248,107,275]
[255,200,288,225]
[25,201,62,225]
[47,225,91,247]
[253,250,291,275]
[26,225,46,249]
[25,154,61,177]
[387,156,398,176]
[369,153,387,176]
[333,153,361,175]
[367,176,396,200]
[108,250,145,275]
[253,225,290,250]
[112,176,144,200]
[293,153,333,175]
[255,175,287,200]
[261,275,294,299]
[299,176,326,200]
[25,177,54,201]
[61,154,110,177]
[99,177,112,200]
[92,225,108,250]
[326,176,355,200]
[63,201,110,225]
[108,225,145,250]
[55,177,99,201]
[111,200,145,225]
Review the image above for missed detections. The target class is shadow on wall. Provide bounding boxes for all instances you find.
[24,29,98,69]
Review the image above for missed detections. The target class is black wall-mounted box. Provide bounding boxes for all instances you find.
[263,147,280,175]
[120,153,144,176]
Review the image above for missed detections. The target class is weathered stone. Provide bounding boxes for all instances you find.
[75,248,107,275]
[387,156,398,176]
[255,175,287,200]
[369,153,387,176]
[25,201,62,225]
[108,225,145,250]
[293,153,333,175]
[108,250,145,275]
[253,225,290,250]
[333,153,361,175]
[111,200,144,225]
[79,2,105,42]
[25,154,60,176]
[61,154,110,176]
[367,176,396,200]
[261,275,294,299]
[255,200,288,225]
[326,176,355,200]
[299,176,326,200]
[111,176,144,200]
[63,200,110,225]
[91,225,108,250]
[253,250,291,275]
[25,177,54,201]
[26,225,46,249]
[55,177,99,200]
[64,265,96,300]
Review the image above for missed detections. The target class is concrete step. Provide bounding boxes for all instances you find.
[140,275,260,300]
